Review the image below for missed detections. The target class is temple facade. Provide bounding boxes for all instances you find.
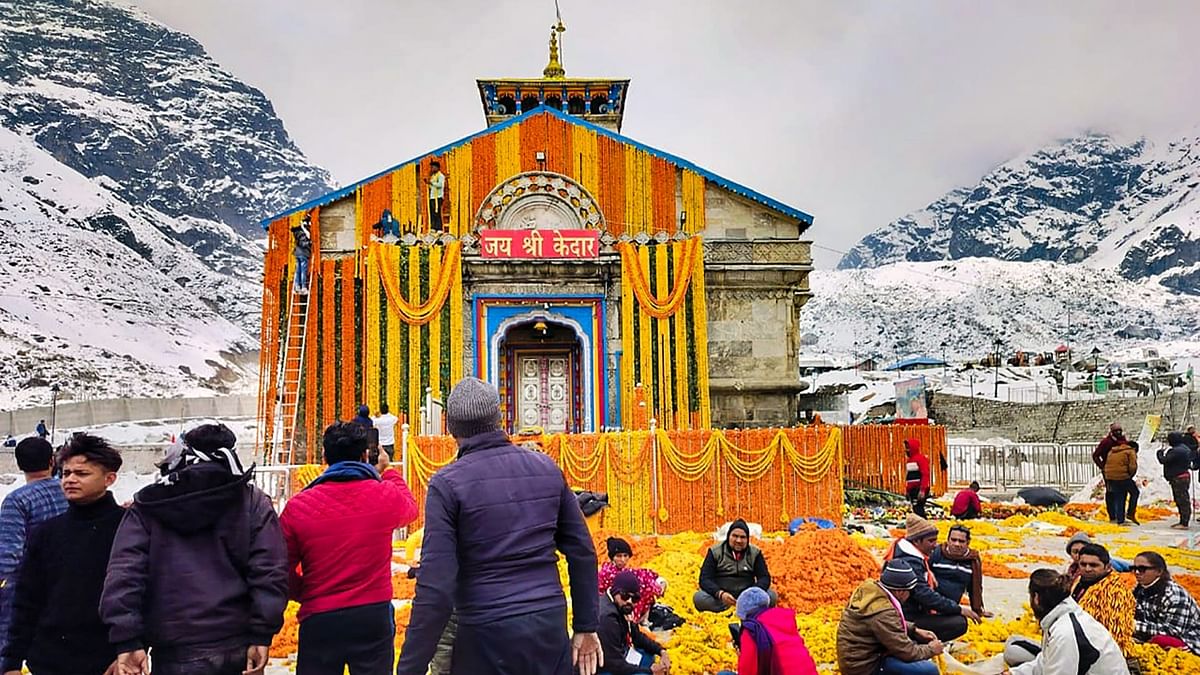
[257,26,814,459]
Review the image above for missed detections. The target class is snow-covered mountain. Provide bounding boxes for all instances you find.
[0,0,336,406]
[0,127,258,407]
[801,258,1200,362]
[0,0,333,234]
[839,130,1200,294]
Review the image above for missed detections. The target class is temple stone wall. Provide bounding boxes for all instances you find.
[703,185,802,240]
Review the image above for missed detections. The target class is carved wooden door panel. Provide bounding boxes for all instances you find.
[516,352,572,433]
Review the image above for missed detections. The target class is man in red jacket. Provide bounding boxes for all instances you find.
[280,421,418,675]
[950,481,982,520]
[904,439,931,518]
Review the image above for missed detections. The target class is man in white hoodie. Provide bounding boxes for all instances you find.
[1007,568,1129,675]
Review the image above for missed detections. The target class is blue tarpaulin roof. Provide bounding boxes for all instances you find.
[883,356,947,371]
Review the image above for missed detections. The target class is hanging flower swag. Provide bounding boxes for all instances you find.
[370,241,462,325]
[618,237,702,319]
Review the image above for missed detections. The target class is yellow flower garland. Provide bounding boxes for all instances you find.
[618,238,702,319]
[371,242,462,325]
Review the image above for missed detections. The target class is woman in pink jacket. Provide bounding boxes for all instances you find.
[717,587,818,675]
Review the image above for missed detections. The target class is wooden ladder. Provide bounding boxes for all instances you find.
[269,277,314,465]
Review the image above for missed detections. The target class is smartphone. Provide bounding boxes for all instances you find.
[728,623,741,649]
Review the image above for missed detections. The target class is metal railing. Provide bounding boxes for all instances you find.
[947,442,1097,491]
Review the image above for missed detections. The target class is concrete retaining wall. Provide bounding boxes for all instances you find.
[930,390,1199,442]
[3,395,257,437]
[0,445,166,474]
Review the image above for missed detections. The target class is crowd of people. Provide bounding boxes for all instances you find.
[3,396,1200,675]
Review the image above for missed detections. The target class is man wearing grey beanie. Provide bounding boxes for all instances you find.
[396,377,603,675]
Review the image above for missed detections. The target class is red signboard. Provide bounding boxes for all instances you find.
[478,229,600,259]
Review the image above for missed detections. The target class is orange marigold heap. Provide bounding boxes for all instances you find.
[757,527,879,613]
[1075,572,1136,651]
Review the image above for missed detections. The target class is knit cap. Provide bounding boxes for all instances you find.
[736,587,771,619]
[904,513,937,541]
[610,570,640,597]
[1065,531,1092,553]
[879,561,918,590]
[445,377,502,439]
[607,537,633,559]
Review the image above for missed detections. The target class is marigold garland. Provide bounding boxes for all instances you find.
[370,242,462,326]
[619,239,702,319]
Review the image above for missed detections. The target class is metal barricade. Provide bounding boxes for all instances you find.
[947,442,1099,491]
[253,465,294,511]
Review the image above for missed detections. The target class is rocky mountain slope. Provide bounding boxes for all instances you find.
[0,0,335,407]
[0,0,332,235]
[839,130,1200,294]
[801,258,1200,362]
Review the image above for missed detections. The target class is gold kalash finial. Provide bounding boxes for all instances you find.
[542,18,566,79]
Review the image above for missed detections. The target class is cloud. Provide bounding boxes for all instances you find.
[127,0,1200,267]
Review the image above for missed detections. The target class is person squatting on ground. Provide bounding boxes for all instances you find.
[694,519,776,613]
[101,424,288,675]
[715,586,818,675]
[596,570,671,675]
[1159,431,1193,529]
[835,561,943,675]
[1,434,124,675]
[950,481,981,520]
[1070,543,1135,651]
[1006,569,1130,675]
[929,524,991,618]
[883,514,979,641]
[395,377,602,675]
[1102,436,1139,525]
[903,440,930,518]
[0,437,67,656]
[598,537,666,624]
[1131,551,1200,653]
[280,421,418,675]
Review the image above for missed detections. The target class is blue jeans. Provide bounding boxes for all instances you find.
[878,656,939,674]
[600,648,654,674]
[294,256,309,291]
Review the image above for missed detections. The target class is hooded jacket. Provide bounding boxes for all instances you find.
[101,463,289,653]
[904,440,930,493]
[836,579,937,675]
[1159,433,1192,480]
[737,606,819,675]
[1010,598,1130,675]
[698,519,771,598]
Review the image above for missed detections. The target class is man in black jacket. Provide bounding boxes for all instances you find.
[693,519,775,613]
[101,424,288,675]
[1,433,124,675]
[598,571,669,675]
[1159,431,1193,529]
[885,514,979,640]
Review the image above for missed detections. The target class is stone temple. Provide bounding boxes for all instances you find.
[257,23,814,459]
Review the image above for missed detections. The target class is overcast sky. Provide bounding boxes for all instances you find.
[128,0,1200,268]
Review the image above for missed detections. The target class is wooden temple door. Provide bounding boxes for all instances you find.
[514,351,576,433]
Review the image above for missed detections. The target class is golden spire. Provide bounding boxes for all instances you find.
[542,19,566,79]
